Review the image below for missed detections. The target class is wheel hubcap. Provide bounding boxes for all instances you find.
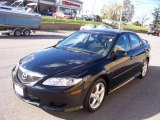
[89,82,105,109]
[25,31,29,36]
[142,61,148,76]
[16,31,21,36]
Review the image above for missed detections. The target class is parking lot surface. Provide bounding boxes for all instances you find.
[0,31,160,120]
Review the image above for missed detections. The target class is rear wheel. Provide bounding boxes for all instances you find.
[138,59,148,78]
[84,78,106,112]
[23,29,31,36]
[14,28,22,36]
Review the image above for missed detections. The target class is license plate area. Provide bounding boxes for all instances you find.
[14,84,24,97]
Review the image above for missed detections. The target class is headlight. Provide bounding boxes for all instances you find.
[42,78,82,86]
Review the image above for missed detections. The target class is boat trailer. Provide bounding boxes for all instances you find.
[1,28,36,36]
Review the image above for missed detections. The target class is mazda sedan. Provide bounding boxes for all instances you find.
[12,30,150,112]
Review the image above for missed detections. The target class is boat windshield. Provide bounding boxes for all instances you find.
[10,0,24,7]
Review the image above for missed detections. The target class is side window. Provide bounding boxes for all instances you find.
[114,34,130,52]
[129,34,142,49]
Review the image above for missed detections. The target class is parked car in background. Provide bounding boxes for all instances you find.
[80,24,96,30]
[74,14,92,21]
[12,29,150,112]
[96,25,113,29]
[90,15,101,22]
[40,9,53,16]
[148,28,159,36]
[53,11,72,19]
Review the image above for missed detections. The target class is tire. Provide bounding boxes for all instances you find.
[23,29,31,36]
[138,59,149,79]
[14,28,22,36]
[83,78,106,112]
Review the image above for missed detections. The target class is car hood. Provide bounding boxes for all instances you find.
[19,47,101,76]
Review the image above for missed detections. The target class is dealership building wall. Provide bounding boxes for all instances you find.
[4,0,83,13]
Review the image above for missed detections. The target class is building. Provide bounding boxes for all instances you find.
[56,0,83,14]
[4,0,83,13]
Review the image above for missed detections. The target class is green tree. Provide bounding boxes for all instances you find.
[122,0,134,22]
[152,7,160,27]
[101,0,134,22]
[101,3,121,20]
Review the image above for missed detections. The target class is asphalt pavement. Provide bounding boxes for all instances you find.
[0,31,160,120]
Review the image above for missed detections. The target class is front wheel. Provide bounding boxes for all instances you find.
[83,78,106,112]
[138,59,148,78]
[14,28,22,36]
[54,15,57,18]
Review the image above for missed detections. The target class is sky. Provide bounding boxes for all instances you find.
[81,0,160,24]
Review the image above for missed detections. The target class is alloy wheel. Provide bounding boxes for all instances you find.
[142,60,148,77]
[89,82,105,109]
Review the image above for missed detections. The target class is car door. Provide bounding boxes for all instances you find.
[108,33,134,88]
[128,33,146,74]
[57,12,61,18]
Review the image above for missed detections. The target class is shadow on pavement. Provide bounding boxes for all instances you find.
[0,35,66,40]
[44,65,160,120]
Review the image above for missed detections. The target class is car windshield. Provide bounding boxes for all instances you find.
[56,32,116,56]
[64,12,71,15]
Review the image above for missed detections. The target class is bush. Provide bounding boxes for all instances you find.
[133,21,142,26]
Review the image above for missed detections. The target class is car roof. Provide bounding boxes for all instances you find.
[81,29,135,35]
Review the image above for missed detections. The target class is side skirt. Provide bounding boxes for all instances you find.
[108,72,141,94]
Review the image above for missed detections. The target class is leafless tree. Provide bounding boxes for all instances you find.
[139,14,149,26]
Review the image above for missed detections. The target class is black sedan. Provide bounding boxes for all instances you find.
[40,9,53,16]
[74,14,92,21]
[12,30,150,112]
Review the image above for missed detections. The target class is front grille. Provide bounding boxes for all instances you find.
[17,68,39,83]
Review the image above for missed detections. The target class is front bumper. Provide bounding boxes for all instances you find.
[12,67,88,112]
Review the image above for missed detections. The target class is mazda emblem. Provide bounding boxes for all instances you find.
[22,73,28,80]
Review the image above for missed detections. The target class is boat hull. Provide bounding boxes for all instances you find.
[0,9,41,29]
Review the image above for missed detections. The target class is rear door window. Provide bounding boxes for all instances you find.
[129,33,142,49]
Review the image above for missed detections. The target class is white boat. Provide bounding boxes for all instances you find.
[0,0,24,10]
[0,2,41,29]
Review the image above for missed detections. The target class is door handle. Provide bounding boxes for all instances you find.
[130,56,133,60]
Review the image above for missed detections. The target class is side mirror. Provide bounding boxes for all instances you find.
[115,50,127,57]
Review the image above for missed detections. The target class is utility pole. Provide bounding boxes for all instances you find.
[38,0,40,13]
[92,0,96,14]
[119,0,124,30]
